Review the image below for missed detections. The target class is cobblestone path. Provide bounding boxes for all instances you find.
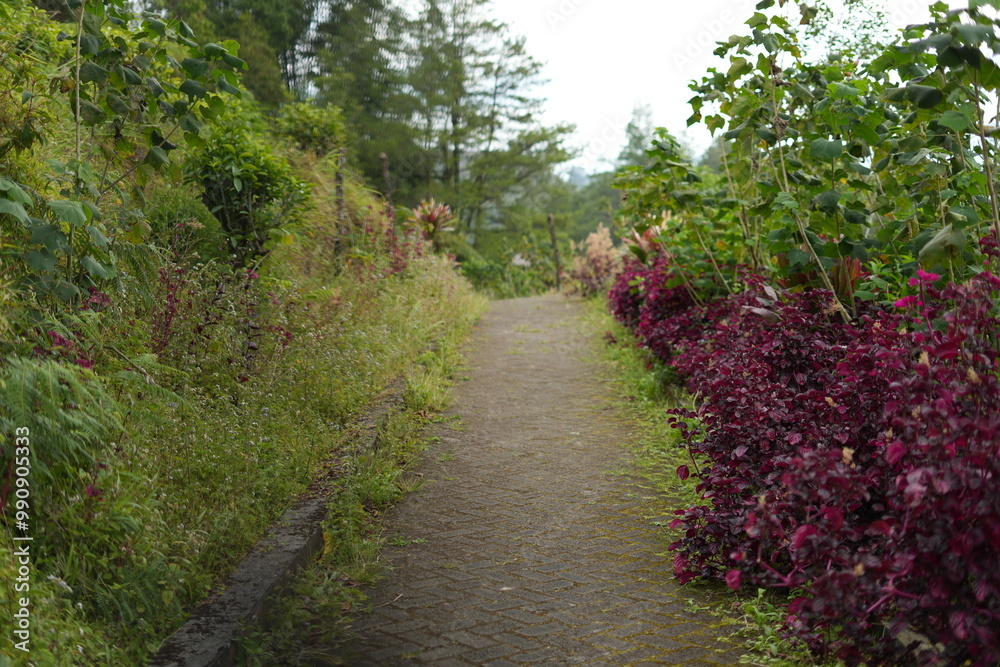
[344,294,742,665]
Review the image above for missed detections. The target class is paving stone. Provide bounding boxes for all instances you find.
[462,644,520,663]
[487,633,542,651]
[339,296,743,665]
[660,645,713,663]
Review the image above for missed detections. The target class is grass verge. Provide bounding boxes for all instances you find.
[233,291,485,666]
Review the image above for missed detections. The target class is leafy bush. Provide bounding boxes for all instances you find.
[185,126,309,264]
[607,2,1000,661]
[144,182,227,264]
[458,231,557,299]
[607,259,647,329]
[611,257,1000,665]
[274,102,346,156]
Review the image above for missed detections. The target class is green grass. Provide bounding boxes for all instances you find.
[578,298,703,512]
[232,288,484,666]
[0,250,485,666]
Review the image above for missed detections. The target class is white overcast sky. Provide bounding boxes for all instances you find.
[484,0,967,174]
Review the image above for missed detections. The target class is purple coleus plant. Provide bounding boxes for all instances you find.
[609,261,1000,666]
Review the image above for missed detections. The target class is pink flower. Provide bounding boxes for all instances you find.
[980,272,1000,289]
[894,296,923,308]
[909,270,940,287]
[48,331,74,349]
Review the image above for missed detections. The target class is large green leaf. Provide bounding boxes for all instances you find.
[221,53,247,70]
[30,224,70,252]
[55,281,80,302]
[25,248,58,273]
[756,128,778,144]
[785,248,811,268]
[936,110,971,132]
[78,100,106,126]
[79,62,108,84]
[216,75,240,96]
[813,190,841,213]
[87,225,109,249]
[919,224,966,265]
[0,179,31,204]
[0,199,28,224]
[49,200,88,226]
[728,57,752,80]
[179,79,208,99]
[905,85,943,109]
[955,23,994,45]
[144,146,169,167]
[145,77,165,98]
[81,255,109,279]
[181,58,212,79]
[810,139,843,160]
[938,45,983,69]
[106,93,131,115]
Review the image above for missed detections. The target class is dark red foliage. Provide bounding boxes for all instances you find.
[635,259,697,362]
[608,259,648,329]
[612,267,1000,666]
[979,231,1000,262]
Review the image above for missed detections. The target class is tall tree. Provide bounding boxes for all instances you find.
[154,0,316,103]
[312,0,417,190]
[617,104,655,168]
[407,0,573,237]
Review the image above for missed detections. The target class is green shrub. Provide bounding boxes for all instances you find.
[185,127,310,265]
[274,103,346,156]
[144,183,227,264]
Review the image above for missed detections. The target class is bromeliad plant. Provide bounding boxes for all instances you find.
[410,198,457,251]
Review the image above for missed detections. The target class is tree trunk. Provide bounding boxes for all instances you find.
[548,213,561,291]
[335,150,346,248]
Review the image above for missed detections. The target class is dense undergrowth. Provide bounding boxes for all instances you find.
[0,1,481,664]
[607,254,1000,666]
[600,1,1000,665]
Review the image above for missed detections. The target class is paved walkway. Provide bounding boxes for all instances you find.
[344,295,742,665]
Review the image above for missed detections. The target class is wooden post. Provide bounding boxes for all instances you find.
[379,152,393,220]
[548,213,561,291]
[335,150,346,239]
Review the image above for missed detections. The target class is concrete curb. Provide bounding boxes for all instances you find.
[149,379,407,667]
